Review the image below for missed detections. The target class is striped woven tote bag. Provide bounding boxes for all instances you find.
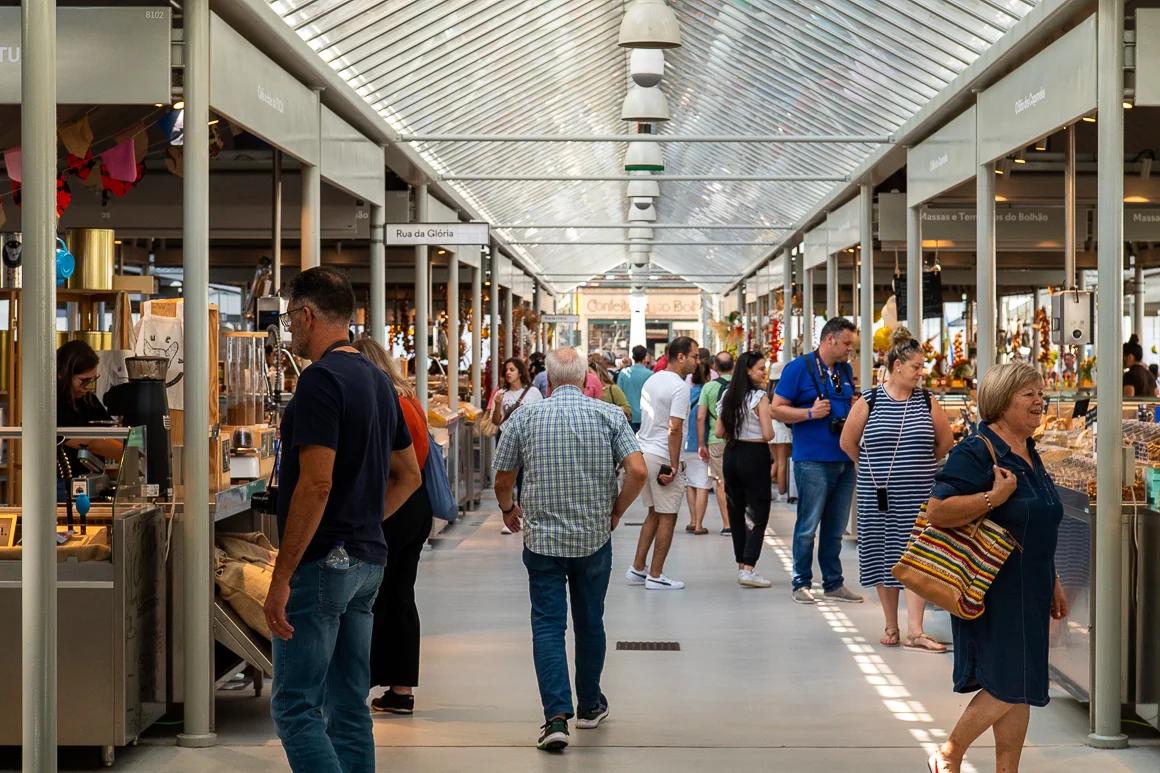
[891,434,1022,620]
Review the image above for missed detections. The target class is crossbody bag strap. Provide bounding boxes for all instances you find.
[804,353,825,405]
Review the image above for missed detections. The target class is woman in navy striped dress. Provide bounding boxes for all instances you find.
[840,328,953,651]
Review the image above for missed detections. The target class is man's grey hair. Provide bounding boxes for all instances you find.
[546,348,587,387]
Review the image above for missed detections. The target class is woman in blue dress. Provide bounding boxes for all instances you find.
[924,363,1069,773]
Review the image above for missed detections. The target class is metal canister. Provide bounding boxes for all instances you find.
[1,232,21,289]
[65,228,115,290]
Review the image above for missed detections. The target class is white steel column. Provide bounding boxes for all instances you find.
[826,253,839,318]
[782,252,793,363]
[738,286,748,346]
[976,161,997,385]
[414,184,430,412]
[1134,262,1145,340]
[369,204,385,344]
[489,244,500,394]
[21,0,58,767]
[907,204,923,334]
[503,287,513,361]
[447,251,459,411]
[860,184,874,387]
[177,0,216,749]
[804,266,815,351]
[1065,124,1077,289]
[300,95,322,270]
[1089,0,1128,748]
[272,149,283,292]
[471,253,482,408]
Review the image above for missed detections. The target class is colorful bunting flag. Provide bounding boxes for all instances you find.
[101,138,137,183]
[58,116,94,158]
[3,148,21,183]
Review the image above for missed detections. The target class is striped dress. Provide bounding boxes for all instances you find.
[856,386,937,588]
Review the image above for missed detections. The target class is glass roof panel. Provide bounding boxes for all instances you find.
[269,0,1038,291]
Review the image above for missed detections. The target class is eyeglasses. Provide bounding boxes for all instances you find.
[77,375,100,387]
[279,306,307,330]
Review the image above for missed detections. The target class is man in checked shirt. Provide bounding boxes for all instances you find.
[494,347,647,753]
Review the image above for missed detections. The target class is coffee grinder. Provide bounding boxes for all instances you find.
[104,356,173,499]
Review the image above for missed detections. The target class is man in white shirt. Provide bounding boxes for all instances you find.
[626,337,699,590]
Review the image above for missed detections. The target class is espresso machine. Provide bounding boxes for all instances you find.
[103,356,173,499]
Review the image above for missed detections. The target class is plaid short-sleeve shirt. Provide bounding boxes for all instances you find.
[493,385,641,557]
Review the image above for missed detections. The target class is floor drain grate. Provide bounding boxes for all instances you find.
[616,641,681,652]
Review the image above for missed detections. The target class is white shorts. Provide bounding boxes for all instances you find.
[641,453,688,514]
[681,451,711,489]
[772,419,792,445]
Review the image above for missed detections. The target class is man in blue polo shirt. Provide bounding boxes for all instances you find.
[772,317,864,605]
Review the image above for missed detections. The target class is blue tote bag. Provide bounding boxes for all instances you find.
[424,432,458,522]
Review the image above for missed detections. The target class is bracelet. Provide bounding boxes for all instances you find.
[501,502,517,515]
[983,491,993,512]
[807,409,813,420]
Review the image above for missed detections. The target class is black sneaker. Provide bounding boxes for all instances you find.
[720,527,731,535]
[371,690,415,715]
[537,717,569,751]
[576,699,609,729]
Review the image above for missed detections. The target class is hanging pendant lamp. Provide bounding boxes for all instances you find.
[620,85,670,122]
[618,0,682,49]
[624,142,664,172]
[631,49,666,87]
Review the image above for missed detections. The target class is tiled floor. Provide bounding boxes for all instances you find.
[33,495,1160,771]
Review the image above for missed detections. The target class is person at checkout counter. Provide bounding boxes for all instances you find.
[56,340,123,498]
[1123,334,1158,398]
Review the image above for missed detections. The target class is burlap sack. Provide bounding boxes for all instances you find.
[214,532,279,640]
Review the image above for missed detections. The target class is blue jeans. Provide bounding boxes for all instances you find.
[523,540,612,721]
[272,556,385,773]
[792,461,855,592]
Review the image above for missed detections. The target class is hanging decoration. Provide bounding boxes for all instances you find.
[56,174,72,217]
[3,148,22,184]
[65,151,97,183]
[950,331,972,383]
[102,137,138,183]
[58,115,94,158]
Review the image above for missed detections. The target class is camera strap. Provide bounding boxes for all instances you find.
[863,385,909,512]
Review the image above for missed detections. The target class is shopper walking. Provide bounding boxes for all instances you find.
[767,359,793,502]
[682,356,714,535]
[616,345,654,431]
[489,357,543,532]
[266,267,422,773]
[839,328,954,651]
[353,338,436,714]
[924,363,1067,773]
[697,351,735,535]
[493,348,647,752]
[591,359,633,420]
[717,351,775,587]
[627,336,698,590]
[771,317,864,605]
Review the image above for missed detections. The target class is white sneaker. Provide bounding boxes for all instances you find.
[645,574,685,590]
[625,566,647,586]
[738,570,772,588]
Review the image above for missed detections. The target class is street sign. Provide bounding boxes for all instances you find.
[542,314,580,324]
[385,222,490,246]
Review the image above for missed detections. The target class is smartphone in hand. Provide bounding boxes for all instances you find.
[657,464,672,486]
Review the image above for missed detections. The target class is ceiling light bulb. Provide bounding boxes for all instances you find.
[1013,157,1026,164]
[624,142,664,172]
[173,101,185,110]
[620,85,670,122]
[618,0,682,49]
[630,48,666,87]
[1082,115,1096,123]
[1124,101,1134,109]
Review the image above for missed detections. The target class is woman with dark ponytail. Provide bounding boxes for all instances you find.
[715,351,775,588]
[1123,333,1157,397]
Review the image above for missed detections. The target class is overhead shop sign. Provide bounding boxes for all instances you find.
[907,106,976,208]
[826,197,861,253]
[877,192,907,243]
[210,13,320,165]
[321,107,384,208]
[920,206,1085,247]
[1120,209,1160,241]
[385,222,490,246]
[0,7,171,104]
[976,15,1096,165]
[803,225,829,270]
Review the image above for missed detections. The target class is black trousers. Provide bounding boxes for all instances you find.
[723,441,772,567]
[370,483,434,688]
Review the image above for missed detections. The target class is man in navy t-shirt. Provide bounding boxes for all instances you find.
[772,317,865,606]
[265,267,421,773]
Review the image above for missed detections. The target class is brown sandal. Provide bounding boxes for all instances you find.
[880,627,900,647]
[694,527,709,535]
[904,633,948,653]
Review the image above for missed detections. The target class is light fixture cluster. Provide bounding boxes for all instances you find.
[617,0,681,276]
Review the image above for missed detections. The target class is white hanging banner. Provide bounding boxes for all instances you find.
[385,222,490,246]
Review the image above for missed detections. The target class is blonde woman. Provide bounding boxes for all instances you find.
[352,338,432,716]
[923,363,1067,773]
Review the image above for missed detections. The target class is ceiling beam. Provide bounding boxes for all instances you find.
[442,174,846,183]
[400,134,892,144]
[495,224,793,230]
